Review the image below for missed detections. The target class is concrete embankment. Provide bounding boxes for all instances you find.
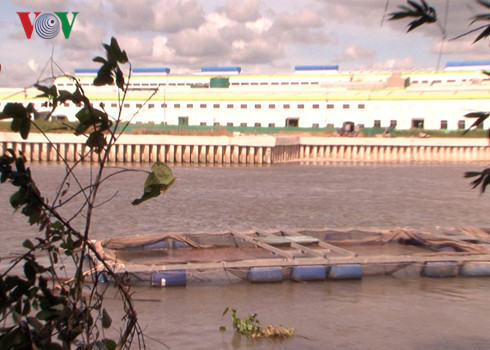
[0,132,488,164]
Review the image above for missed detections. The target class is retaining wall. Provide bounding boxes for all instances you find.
[0,133,488,164]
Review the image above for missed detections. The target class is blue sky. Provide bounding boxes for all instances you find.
[0,0,487,87]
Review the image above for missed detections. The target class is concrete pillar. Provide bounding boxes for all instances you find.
[175,145,182,163]
[248,147,255,164]
[166,145,175,163]
[264,147,272,164]
[255,147,263,164]
[188,145,197,163]
[215,145,223,164]
[239,146,247,164]
[232,145,239,164]
[183,145,191,163]
[224,145,231,164]
[206,145,214,164]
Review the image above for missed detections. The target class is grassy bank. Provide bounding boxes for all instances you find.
[0,121,486,138]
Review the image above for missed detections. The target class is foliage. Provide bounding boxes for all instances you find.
[0,37,174,349]
[389,0,437,32]
[389,0,490,42]
[390,1,490,194]
[222,307,294,339]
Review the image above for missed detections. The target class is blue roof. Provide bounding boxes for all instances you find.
[295,65,339,71]
[74,68,99,74]
[201,66,241,73]
[446,60,490,67]
[133,67,170,74]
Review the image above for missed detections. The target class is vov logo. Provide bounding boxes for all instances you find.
[17,12,79,39]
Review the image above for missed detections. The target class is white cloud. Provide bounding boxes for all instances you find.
[153,0,205,33]
[27,58,38,71]
[223,0,261,23]
[340,44,376,62]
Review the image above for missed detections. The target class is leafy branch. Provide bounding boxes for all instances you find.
[0,37,174,349]
[389,0,438,32]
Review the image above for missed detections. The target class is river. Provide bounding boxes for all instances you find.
[1,162,490,349]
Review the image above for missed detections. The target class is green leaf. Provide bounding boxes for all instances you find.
[23,239,35,250]
[86,131,107,152]
[74,107,110,135]
[101,339,117,350]
[389,0,437,32]
[93,56,107,64]
[102,308,112,329]
[35,84,58,99]
[108,37,128,64]
[132,162,176,205]
[93,64,114,87]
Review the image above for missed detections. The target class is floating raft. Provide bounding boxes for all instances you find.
[92,227,490,287]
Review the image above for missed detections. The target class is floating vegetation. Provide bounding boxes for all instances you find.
[222,307,295,339]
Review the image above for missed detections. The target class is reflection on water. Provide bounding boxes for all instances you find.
[1,162,490,349]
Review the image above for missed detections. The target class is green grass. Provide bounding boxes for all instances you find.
[0,121,487,138]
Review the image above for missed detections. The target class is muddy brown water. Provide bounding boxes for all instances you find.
[1,162,490,349]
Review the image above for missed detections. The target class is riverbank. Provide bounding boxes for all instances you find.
[0,132,489,164]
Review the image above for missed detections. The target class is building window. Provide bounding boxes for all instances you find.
[178,117,189,126]
[240,122,247,126]
[200,104,206,108]
[412,119,424,128]
[227,122,234,126]
[214,122,220,126]
[148,104,154,109]
[390,120,397,128]
[283,104,290,109]
[327,104,334,109]
[358,104,365,109]
[254,122,261,127]
[161,103,167,108]
[111,103,117,108]
[343,104,350,109]
[286,118,299,127]
[457,120,465,129]
[200,122,207,126]
[187,104,193,108]
[123,103,129,108]
[298,104,304,109]
[440,120,448,129]
[269,104,275,109]
[312,104,319,109]
[241,104,247,109]
[374,120,381,127]
[312,123,319,128]
[136,103,142,108]
[213,104,220,109]
[255,104,261,109]
[174,104,180,108]
[268,123,276,127]
[227,104,233,109]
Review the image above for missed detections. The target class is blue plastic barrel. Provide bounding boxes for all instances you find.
[421,261,459,277]
[151,270,187,287]
[174,240,191,249]
[144,240,169,249]
[460,261,490,277]
[247,267,283,283]
[290,266,327,281]
[328,264,362,280]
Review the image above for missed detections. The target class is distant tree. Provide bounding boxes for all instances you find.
[390,0,490,193]
[0,38,174,349]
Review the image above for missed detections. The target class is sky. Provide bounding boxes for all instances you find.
[0,0,488,87]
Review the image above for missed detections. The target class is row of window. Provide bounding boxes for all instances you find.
[140,119,473,129]
[57,81,323,88]
[56,102,366,110]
